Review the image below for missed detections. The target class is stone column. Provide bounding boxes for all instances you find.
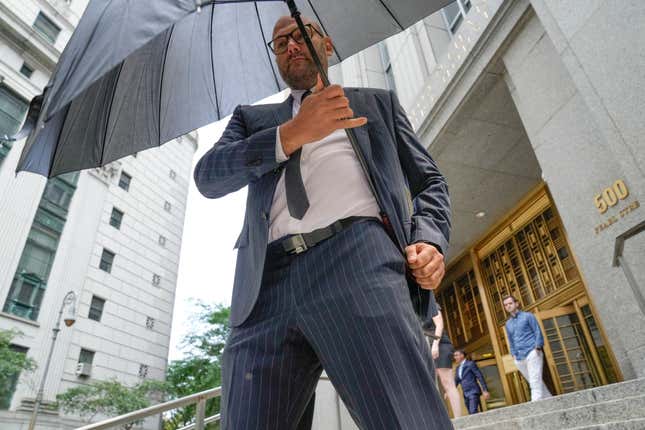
[500,11,645,379]
[527,0,645,197]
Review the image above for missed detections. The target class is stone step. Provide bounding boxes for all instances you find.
[571,418,645,430]
[455,394,645,430]
[453,378,645,429]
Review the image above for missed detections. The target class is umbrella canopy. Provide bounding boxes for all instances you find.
[16,0,453,177]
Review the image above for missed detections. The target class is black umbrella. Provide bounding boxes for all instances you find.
[10,0,452,177]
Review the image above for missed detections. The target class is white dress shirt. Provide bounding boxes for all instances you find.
[268,89,380,242]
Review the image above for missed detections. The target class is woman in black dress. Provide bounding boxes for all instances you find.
[424,292,462,417]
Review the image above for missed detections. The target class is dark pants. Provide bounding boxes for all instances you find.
[465,395,481,415]
[296,394,315,430]
[220,220,453,429]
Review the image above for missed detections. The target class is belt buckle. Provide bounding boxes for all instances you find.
[283,234,308,255]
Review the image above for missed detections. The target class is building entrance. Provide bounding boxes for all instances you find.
[479,186,621,402]
[436,185,621,413]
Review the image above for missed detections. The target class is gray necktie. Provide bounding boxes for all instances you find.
[285,90,311,220]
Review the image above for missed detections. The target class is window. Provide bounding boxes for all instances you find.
[145,316,155,330]
[442,0,471,34]
[169,170,176,180]
[163,201,171,212]
[3,173,79,320]
[33,12,61,44]
[158,235,166,247]
[118,171,131,191]
[42,179,75,209]
[0,345,28,409]
[412,29,430,77]
[88,296,105,322]
[379,43,397,92]
[78,348,95,365]
[152,274,161,286]
[19,63,34,78]
[99,249,115,273]
[0,85,29,166]
[138,364,149,379]
[109,207,124,229]
[76,348,94,378]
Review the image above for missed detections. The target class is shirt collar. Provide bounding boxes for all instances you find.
[291,87,315,105]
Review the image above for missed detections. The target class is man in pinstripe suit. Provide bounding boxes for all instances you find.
[194,15,453,429]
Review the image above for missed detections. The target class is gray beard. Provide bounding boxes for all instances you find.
[280,47,329,90]
[282,65,318,90]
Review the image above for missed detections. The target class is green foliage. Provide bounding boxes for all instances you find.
[56,379,169,430]
[164,303,230,430]
[0,329,36,401]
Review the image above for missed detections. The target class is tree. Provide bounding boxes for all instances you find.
[56,379,168,430]
[0,329,36,405]
[164,303,230,430]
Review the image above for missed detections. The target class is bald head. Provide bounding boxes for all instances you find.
[272,15,323,39]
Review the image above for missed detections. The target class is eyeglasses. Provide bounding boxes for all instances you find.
[268,24,324,55]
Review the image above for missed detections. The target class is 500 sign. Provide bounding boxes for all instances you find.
[593,179,640,235]
[594,179,629,214]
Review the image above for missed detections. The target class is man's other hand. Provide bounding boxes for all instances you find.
[482,391,490,400]
[279,82,367,156]
[405,242,445,290]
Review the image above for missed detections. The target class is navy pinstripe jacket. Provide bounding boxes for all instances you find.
[194,87,451,326]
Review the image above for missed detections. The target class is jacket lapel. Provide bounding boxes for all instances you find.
[272,94,294,125]
[260,95,293,213]
[345,89,373,165]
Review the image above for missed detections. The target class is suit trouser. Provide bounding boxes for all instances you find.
[514,349,552,401]
[464,395,480,415]
[220,219,453,429]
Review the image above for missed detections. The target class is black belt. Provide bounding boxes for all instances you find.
[279,216,378,255]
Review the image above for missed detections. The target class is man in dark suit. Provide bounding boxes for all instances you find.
[453,349,490,415]
[194,15,452,429]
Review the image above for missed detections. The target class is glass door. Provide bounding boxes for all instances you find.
[537,305,602,394]
[477,359,507,411]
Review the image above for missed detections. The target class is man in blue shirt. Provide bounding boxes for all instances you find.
[503,295,552,401]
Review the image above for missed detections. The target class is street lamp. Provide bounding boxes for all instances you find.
[27,290,77,430]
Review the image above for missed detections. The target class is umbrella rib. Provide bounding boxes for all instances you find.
[158,26,174,144]
[99,62,124,166]
[46,106,71,178]
[376,0,404,31]
[209,5,221,119]
[46,1,114,122]
[305,0,343,62]
[199,0,281,5]
[254,2,281,91]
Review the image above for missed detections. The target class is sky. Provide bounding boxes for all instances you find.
[168,90,289,361]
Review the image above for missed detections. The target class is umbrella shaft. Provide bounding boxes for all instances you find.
[286,0,399,252]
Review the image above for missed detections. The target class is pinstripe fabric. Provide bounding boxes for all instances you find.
[221,219,453,429]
